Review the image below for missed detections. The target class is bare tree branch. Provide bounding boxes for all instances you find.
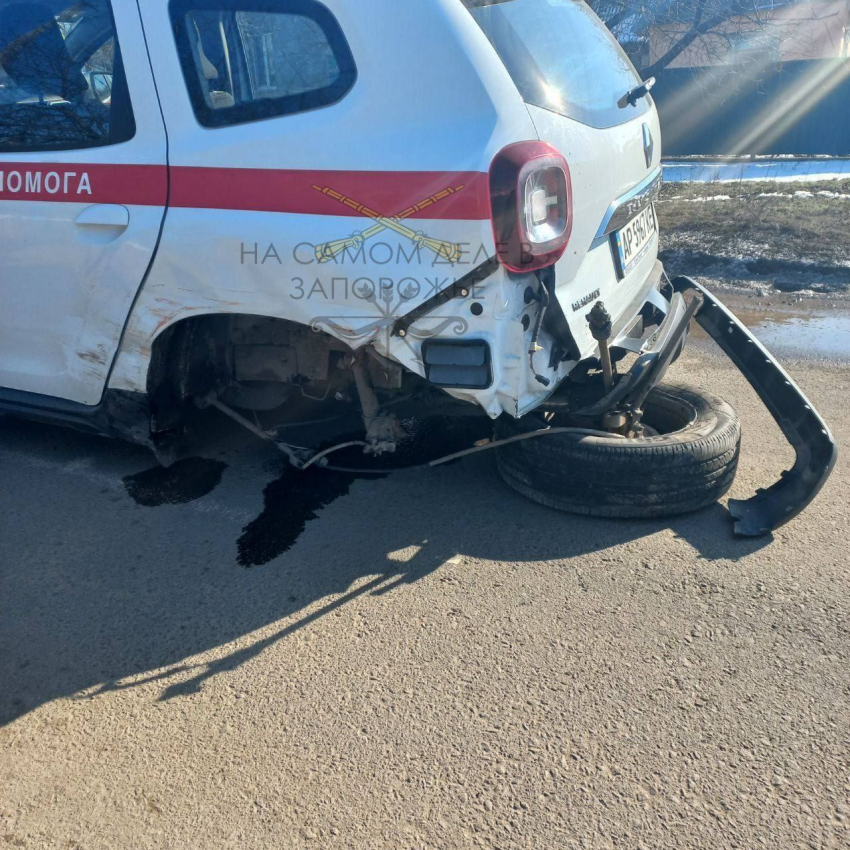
[589,0,833,79]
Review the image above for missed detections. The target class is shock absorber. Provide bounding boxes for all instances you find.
[586,301,614,392]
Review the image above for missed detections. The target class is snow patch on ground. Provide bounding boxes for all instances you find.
[753,190,850,200]
[664,194,733,203]
[663,159,850,183]
[660,190,850,203]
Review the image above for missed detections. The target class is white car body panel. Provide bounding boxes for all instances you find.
[0,0,167,406]
[110,0,539,404]
[2,0,663,421]
[527,104,662,360]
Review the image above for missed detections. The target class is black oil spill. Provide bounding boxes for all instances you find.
[123,457,227,507]
[237,466,367,568]
[236,415,493,568]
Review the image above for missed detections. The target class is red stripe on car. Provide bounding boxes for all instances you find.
[0,163,491,220]
[0,163,167,205]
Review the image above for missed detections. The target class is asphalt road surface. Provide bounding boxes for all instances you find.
[1,344,848,850]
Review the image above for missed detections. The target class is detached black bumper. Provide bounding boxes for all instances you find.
[672,276,837,537]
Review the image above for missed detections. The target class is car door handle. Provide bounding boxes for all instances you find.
[75,204,130,229]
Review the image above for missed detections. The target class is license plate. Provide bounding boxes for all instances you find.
[614,204,657,278]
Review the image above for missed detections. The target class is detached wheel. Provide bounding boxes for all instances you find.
[496,383,741,519]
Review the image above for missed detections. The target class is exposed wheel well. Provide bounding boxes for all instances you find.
[143,312,434,462]
[147,312,360,427]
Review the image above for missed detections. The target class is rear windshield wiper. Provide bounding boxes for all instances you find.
[623,76,656,107]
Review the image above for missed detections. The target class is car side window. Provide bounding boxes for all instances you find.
[170,0,356,128]
[0,0,135,152]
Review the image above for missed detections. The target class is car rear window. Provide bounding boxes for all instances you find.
[461,0,649,130]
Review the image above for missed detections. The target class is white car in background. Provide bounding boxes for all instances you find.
[0,0,835,536]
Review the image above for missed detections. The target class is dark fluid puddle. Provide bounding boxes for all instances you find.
[123,457,227,507]
[237,466,365,568]
[237,414,493,568]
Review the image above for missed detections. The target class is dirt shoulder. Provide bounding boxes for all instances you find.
[658,179,850,298]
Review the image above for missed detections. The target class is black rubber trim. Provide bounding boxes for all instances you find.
[0,386,152,445]
[0,386,98,418]
[672,276,838,537]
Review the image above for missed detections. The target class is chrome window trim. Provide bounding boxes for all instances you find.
[594,166,662,241]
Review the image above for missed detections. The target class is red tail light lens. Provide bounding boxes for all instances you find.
[489,141,572,273]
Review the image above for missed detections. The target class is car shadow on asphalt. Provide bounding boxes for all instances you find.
[0,416,772,726]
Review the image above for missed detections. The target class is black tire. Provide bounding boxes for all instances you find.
[496,383,741,519]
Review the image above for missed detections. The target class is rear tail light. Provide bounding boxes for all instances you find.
[489,141,572,273]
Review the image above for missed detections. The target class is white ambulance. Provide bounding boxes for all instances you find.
[0,0,835,535]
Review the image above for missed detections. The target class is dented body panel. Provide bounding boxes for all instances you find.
[0,0,836,534]
[103,0,662,420]
[0,0,167,405]
[110,0,539,411]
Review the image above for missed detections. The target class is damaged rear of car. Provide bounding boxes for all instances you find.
[0,0,835,536]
